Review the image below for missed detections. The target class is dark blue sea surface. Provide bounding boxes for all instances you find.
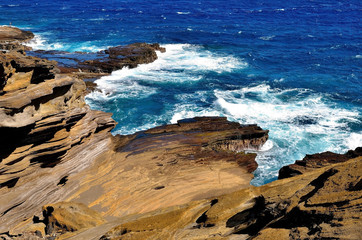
[1,0,361,185]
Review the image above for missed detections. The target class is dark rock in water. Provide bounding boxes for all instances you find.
[278,147,362,179]
[28,42,166,82]
[78,42,165,73]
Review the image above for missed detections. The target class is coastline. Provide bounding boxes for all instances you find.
[0,26,361,240]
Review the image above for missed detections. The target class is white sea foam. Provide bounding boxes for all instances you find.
[259,140,274,151]
[24,34,107,52]
[24,34,48,50]
[346,132,362,150]
[177,11,190,15]
[87,44,248,102]
[212,84,361,185]
[259,35,275,41]
[355,55,362,59]
[170,105,221,124]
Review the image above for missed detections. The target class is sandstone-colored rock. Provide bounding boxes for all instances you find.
[0,50,59,91]
[0,26,34,42]
[95,156,362,240]
[3,70,33,92]
[41,202,106,235]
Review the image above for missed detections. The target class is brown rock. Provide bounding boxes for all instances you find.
[78,42,164,74]
[95,156,362,240]
[0,26,34,53]
[278,147,362,179]
[42,202,106,235]
[0,26,34,42]
[0,50,59,91]
[3,70,33,92]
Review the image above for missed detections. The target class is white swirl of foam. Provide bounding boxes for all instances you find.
[86,44,248,102]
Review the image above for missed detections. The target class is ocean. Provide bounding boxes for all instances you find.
[1,0,361,185]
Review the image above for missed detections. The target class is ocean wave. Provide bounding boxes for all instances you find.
[259,35,275,41]
[87,44,248,101]
[212,84,360,185]
[24,34,107,52]
[177,11,190,15]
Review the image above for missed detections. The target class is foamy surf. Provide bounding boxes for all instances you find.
[24,33,107,52]
[87,44,248,101]
[212,84,360,185]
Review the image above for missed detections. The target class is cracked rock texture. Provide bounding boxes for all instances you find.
[94,156,362,240]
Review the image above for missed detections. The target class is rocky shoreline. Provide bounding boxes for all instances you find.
[0,26,361,240]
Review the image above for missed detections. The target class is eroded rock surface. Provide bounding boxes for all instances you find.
[95,156,362,240]
[278,147,362,179]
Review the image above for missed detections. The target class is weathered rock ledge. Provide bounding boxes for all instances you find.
[279,147,362,179]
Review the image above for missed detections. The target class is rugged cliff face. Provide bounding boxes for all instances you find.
[0,27,117,235]
[0,27,271,239]
[1,27,360,240]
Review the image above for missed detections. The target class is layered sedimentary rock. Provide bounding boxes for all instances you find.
[278,147,362,179]
[68,156,359,240]
[0,43,116,236]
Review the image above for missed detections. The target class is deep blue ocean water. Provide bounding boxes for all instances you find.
[1,0,361,185]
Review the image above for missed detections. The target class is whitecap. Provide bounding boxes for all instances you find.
[213,84,361,185]
[259,140,274,151]
[177,11,190,15]
[24,34,47,50]
[259,35,275,41]
[346,132,362,150]
[355,55,362,59]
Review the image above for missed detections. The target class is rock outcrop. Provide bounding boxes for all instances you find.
[31,42,166,84]
[77,43,165,73]
[0,26,33,53]
[90,156,361,240]
[278,147,362,179]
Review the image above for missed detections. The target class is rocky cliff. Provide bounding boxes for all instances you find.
[0,27,360,240]
[0,27,272,239]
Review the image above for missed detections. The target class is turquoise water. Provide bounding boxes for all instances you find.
[1,0,361,185]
